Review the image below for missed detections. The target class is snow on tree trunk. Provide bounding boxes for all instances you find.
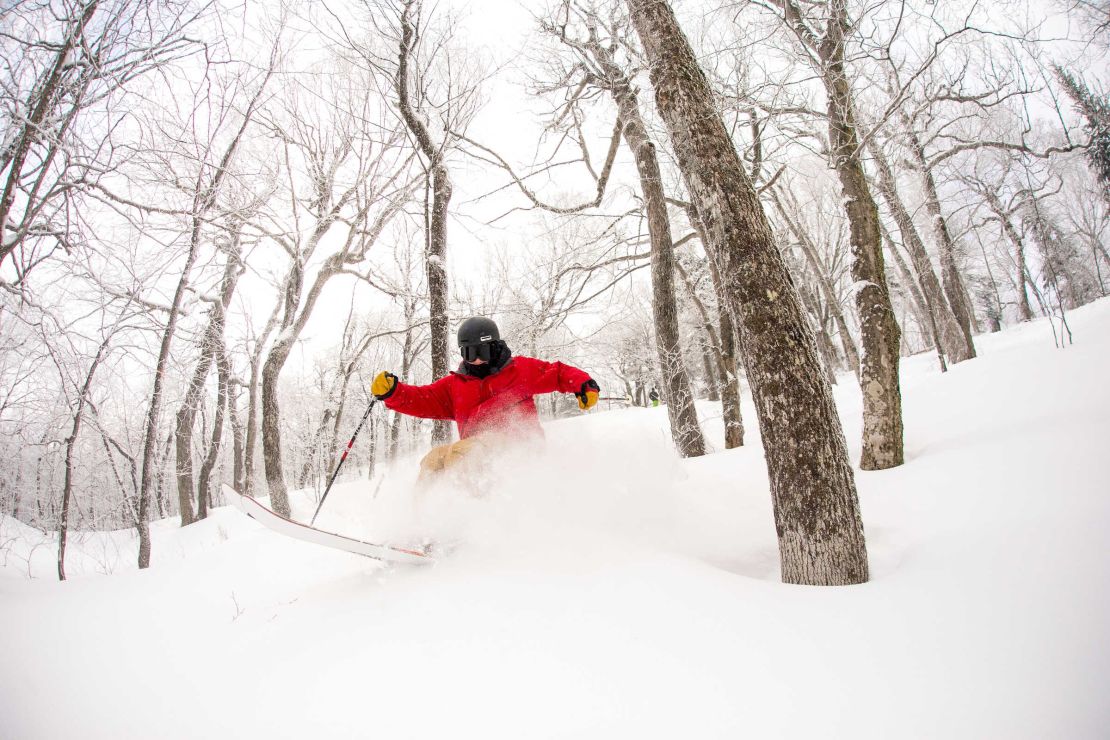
[819,4,903,471]
[626,0,867,585]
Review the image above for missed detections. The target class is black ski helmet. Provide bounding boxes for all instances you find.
[457,316,500,363]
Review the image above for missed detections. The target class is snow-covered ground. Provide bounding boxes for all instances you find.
[3,300,1109,739]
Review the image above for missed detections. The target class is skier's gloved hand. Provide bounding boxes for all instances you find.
[576,379,600,410]
[371,371,398,400]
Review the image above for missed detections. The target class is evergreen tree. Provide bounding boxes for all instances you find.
[1055,66,1110,199]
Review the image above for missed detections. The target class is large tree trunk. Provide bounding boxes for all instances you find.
[868,142,969,363]
[397,1,452,447]
[228,378,245,492]
[820,2,903,470]
[626,0,867,585]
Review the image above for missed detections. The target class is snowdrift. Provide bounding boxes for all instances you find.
[2,299,1109,739]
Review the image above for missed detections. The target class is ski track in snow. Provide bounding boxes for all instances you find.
[2,299,1110,739]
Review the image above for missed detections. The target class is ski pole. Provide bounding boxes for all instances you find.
[311,398,377,525]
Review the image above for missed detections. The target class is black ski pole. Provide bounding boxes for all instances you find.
[311,398,377,525]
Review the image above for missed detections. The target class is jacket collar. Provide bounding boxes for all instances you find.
[452,356,515,381]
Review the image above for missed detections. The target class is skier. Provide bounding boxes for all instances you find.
[649,388,660,407]
[370,317,600,485]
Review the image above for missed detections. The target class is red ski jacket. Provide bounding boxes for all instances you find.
[383,356,593,439]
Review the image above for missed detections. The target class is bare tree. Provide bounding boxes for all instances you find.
[768,182,861,376]
[540,1,706,456]
[255,62,416,517]
[174,224,245,525]
[132,65,271,567]
[0,0,206,283]
[47,315,122,579]
[625,0,868,585]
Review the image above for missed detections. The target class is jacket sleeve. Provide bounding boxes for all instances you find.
[521,357,593,396]
[383,376,455,420]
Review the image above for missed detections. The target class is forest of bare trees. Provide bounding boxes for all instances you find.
[1,0,1106,584]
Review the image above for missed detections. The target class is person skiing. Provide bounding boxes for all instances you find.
[648,387,660,407]
[370,317,600,484]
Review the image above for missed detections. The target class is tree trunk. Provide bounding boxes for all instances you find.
[58,335,112,580]
[880,221,945,369]
[627,0,867,585]
[700,335,720,401]
[819,3,903,471]
[244,306,280,497]
[682,204,745,447]
[137,243,199,568]
[982,190,1036,322]
[795,277,840,385]
[196,342,230,520]
[901,118,978,357]
[868,142,968,362]
[611,79,706,457]
[228,378,245,492]
[397,2,452,447]
[174,245,241,526]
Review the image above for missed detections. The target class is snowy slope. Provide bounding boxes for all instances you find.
[2,300,1109,739]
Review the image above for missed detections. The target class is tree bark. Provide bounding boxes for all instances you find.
[610,68,706,457]
[626,0,867,585]
[397,1,452,447]
[174,243,241,526]
[819,1,903,470]
[881,222,945,370]
[244,305,280,497]
[794,275,840,385]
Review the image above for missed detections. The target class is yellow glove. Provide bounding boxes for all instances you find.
[371,371,397,400]
[577,379,600,410]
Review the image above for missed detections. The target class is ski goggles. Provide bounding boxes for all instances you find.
[461,342,493,363]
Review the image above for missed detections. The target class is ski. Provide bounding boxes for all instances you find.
[223,484,434,565]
